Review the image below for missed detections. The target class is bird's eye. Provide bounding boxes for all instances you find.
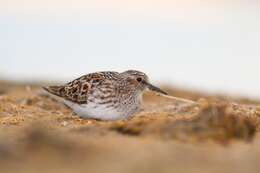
[136,77,142,82]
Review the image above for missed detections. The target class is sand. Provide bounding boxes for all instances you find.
[0,81,260,173]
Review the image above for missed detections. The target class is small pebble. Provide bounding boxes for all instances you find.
[61,121,69,127]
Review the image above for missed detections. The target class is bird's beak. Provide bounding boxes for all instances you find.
[143,81,168,95]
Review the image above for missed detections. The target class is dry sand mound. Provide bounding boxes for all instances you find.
[1,81,260,173]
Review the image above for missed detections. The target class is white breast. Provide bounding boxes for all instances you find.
[63,100,126,121]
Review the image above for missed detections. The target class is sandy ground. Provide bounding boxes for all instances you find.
[1,81,260,173]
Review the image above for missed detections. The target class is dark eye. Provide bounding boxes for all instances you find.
[136,77,142,82]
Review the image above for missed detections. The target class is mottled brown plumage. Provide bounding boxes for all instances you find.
[44,72,119,104]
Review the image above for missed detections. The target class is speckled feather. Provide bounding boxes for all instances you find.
[44,72,120,104]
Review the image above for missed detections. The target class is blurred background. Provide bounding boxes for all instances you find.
[1,0,260,97]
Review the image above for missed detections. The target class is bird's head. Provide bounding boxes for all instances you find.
[121,70,167,95]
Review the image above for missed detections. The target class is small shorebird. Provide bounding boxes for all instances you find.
[43,70,168,121]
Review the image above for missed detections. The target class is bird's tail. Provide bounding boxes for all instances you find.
[42,86,65,98]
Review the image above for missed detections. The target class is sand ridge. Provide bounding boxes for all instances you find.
[0,81,260,173]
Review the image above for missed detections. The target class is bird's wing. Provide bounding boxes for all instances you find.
[43,72,119,104]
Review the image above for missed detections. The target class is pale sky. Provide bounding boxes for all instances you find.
[1,0,260,98]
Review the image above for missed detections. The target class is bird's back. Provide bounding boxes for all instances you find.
[43,71,120,104]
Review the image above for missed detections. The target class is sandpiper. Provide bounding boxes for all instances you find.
[43,70,167,121]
